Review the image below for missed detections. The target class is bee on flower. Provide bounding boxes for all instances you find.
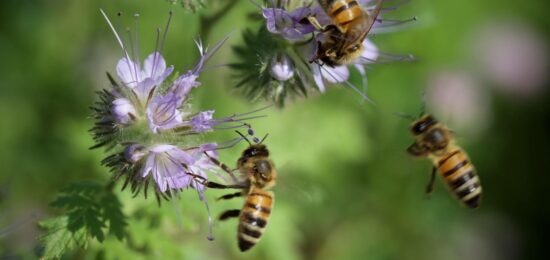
[231,0,415,106]
[91,10,267,240]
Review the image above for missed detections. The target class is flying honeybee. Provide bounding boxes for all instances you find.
[308,0,383,66]
[407,114,482,208]
[192,131,276,251]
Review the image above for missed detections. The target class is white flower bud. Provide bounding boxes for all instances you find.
[270,54,295,82]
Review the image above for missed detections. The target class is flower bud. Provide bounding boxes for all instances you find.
[112,98,137,124]
[124,144,147,163]
[270,54,295,82]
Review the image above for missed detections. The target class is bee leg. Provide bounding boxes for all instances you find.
[204,152,238,182]
[324,24,340,33]
[217,192,242,201]
[425,167,437,196]
[202,180,246,190]
[219,209,241,221]
[189,172,247,189]
[306,16,325,31]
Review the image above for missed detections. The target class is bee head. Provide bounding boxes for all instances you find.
[242,144,269,159]
[411,115,437,135]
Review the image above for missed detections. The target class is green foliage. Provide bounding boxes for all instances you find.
[169,0,206,12]
[39,181,127,259]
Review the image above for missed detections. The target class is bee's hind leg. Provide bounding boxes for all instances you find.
[425,167,437,196]
[219,209,241,221]
[217,192,242,201]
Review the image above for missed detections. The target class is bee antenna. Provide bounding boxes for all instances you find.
[394,112,416,121]
[259,133,269,144]
[235,130,252,145]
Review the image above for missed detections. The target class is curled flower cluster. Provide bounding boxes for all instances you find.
[92,12,259,211]
[231,0,415,106]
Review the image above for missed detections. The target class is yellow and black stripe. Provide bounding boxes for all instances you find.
[437,149,482,208]
[237,188,274,251]
[325,0,364,29]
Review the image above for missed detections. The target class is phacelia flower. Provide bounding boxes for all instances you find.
[139,144,216,193]
[116,52,174,103]
[93,10,266,209]
[263,7,315,41]
[231,0,415,106]
[112,98,137,125]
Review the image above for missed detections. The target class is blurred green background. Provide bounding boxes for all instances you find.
[1,0,549,259]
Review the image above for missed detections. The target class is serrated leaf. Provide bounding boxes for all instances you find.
[84,208,105,242]
[39,216,88,259]
[100,192,127,240]
[39,181,128,258]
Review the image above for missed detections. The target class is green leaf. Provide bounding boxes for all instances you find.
[38,216,88,260]
[39,181,128,258]
[100,192,127,240]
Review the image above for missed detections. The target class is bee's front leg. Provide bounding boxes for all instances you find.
[189,172,247,189]
[306,16,326,31]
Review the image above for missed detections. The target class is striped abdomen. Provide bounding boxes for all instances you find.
[325,0,365,31]
[238,188,274,251]
[437,149,482,208]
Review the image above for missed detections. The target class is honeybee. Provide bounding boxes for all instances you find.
[407,114,482,208]
[309,0,383,66]
[192,132,276,251]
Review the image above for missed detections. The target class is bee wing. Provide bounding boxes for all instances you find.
[407,142,429,157]
[274,164,325,206]
[357,49,416,64]
[360,0,384,40]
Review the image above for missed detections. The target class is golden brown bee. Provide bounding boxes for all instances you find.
[193,133,276,251]
[407,115,482,208]
[309,0,382,66]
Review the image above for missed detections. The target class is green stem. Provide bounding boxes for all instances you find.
[199,0,240,41]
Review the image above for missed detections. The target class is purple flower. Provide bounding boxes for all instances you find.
[124,144,147,163]
[173,72,201,98]
[97,10,266,204]
[139,144,207,192]
[144,40,217,134]
[190,110,215,132]
[111,98,137,124]
[146,90,185,133]
[262,7,315,40]
[116,52,174,103]
[187,143,219,192]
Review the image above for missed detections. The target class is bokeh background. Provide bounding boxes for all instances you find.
[1,0,549,259]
